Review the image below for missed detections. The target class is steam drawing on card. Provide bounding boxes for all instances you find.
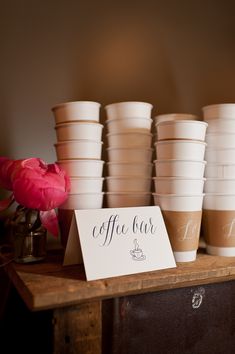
[130,239,146,261]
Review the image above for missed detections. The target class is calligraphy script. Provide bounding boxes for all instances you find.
[92,214,157,246]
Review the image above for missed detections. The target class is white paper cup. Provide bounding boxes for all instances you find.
[205,133,235,149]
[59,192,104,209]
[106,117,153,133]
[205,163,235,178]
[106,176,152,192]
[69,177,104,194]
[205,148,235,164]
[155,140,206,161]
[153,193,204,211]
[105,101,153,120]
[56,159,104,177]
[205,118,235,133]
[107,147,153,163]
[55,140,103,160]
[52,101,101,123]
[156,120,208,141]
[203,193,235,210]
[107,162,153,177]
[153,177,205,194]
[204,178,235,194]
[154,159,206,178]
[55,122,103,141]
[173,250,197,263]
[205,245,235,257]
[202,103,235,120]
[106,132,152,148]
[155,113,199,125]
[106,192,151,208]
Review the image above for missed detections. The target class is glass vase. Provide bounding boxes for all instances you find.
[9,206,47,263]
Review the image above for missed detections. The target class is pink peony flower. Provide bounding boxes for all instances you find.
[0,157,70,237]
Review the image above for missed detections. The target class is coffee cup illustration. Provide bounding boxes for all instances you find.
[130,239,146,261]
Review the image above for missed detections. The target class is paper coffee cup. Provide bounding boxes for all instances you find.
[205,119,235,133]
[154,113,199,125]
[155,140,206,161]
[203,193,235,210]
[55,140,103,160]
[106,192,151,208]
[55,122,103,141]
[154,159,206,178]
[153,177,205,194]
[107,147,153,163]
[56,159,104,177]
[202,103,235,120]
[205,163,235,179]
[204,178,235,194]
[156,120,208,141]
[69,177,104,194]
[105,101,153,120]
[106,176,152,193]
[106,132,152,148]
[106,117,153,133]
[59,193,104,209]
[107,162,153,177]
[153,193,204,211]
[202,209,235,256]
[52,101,101,123]
[205,148,235,164]
[206,133,235,149]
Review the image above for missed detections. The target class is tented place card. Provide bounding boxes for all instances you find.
[63,206,176,281]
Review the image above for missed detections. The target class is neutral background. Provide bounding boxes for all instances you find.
[1,0,235,162]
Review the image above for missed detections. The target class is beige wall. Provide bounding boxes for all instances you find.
[1,0,235,163]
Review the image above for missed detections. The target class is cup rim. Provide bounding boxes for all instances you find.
[105,101,153,110]
[56,159,104,164]
[107,147,153,152]
[69,176,104,181]
[106,176,152,181]
[55,121,103,128]
[55,140,103,146]
[153,159,207,164]
[202,103,235,112]
[52,101,101,111]
[105,117,153,123]
[204,192,235,197]
[107,162,153,166]
[155,140,207,146]
[153,177,206,181]
[156,120,208,127]
[153,193,205,198]
[106,191,151,195]
[106,131,153,137]
[155,113,198,120]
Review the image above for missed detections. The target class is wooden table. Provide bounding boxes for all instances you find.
[2,248,235,353]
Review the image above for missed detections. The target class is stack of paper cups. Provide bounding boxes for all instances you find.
[153,116,208,262]
[52,101,104,247]
[202,103,235,256]
[105,101,153,207]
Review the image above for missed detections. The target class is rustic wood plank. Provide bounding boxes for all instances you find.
[53,301,102,354]
[2,249,235,311]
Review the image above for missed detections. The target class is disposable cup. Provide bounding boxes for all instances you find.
[106,176,152,192]
[204,119,235,133]
[202,103,235,120]
[107,147,153,163]
[204,178,235,194]
[56,159,104,177]
[202,206,235,256]
[203,193,235,210]
[55,122,103,141]
[154,159,206,178]
[107,162,153,177]
[52,101,101,123]
[156,120,208,141]
[154,113,199,125]
[153,177,205,194]
[106,132,152,148]
[106,192,151,208]
[105,101,153,120]
[205,133,235,149]
[205,148,235,164]
[55,140,103,160]
[205,163,235,179]
[106,117,152,133]
[155,140,206,161]
[153,193,203,262]
[69,177,104,194]
[153,193,204,211]
[59,192,104,209]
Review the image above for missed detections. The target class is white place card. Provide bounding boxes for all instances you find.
[63,206,176,281]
